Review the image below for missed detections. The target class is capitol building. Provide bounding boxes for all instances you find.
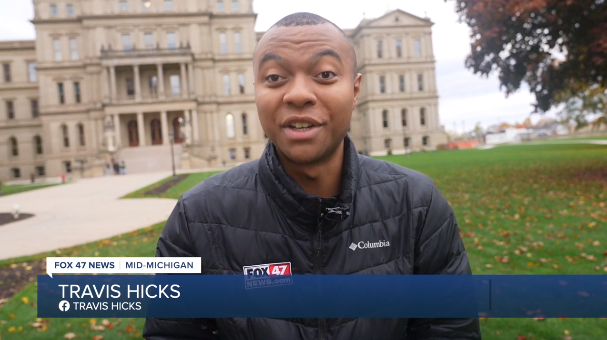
[0,0,446,180]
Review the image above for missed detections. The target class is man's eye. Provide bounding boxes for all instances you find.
[318,71,336,79]
[266,74,282,82]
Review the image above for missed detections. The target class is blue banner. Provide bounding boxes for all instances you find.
[37,275,607,318]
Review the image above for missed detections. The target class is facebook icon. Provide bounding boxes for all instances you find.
[58,300,70,312]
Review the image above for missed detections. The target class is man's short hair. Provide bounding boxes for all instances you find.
[269,12,358,78]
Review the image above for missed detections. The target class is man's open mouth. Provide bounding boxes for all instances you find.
[288,122,315,131]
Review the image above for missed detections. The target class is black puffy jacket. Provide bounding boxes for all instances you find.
[143,136,481,340]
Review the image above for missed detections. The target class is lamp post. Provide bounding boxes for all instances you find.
[168,130,176,179]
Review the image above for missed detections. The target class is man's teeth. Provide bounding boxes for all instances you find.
[291,122,313,129]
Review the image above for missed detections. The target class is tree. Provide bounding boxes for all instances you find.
[555,82,607,129]
[448,0,607,114]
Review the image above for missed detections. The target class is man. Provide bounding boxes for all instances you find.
[144,12,480,340]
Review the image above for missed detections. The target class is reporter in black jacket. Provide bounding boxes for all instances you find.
[144,12,481,340]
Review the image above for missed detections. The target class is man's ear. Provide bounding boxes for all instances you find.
[352,73,362,110]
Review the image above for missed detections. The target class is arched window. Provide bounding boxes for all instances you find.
[382,110,389,128]
[401,109,407,127]
[241,113,248,135]
[78,123,85,146]
[34,135,43,154]
[9,137,18,156]
[420,108,426,126]
[61,124,69,147]
[422,136,430,146]
[150,119,162,145]
[226,113,235,138]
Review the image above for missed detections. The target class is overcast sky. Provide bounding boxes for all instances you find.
[0,0,558,133]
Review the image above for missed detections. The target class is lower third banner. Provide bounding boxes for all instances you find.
[37,275,607,318]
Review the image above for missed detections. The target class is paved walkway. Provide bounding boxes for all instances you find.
[0,172,179,261]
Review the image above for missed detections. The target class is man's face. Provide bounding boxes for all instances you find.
[253,24,361,165]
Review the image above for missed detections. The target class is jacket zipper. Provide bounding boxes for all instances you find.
[316,199,327,340]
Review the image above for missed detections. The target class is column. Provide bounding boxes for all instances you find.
[137,112,145,146]
[102,67,110,103]
[161,110,169,145]
[191,108,199,143]
[188,62,195,97]
[184,110,192,145]
[133,64,141,102]
[157,63,165,99]
[113,114,121,148]
[109,65,117,103]
[180,63,188,99]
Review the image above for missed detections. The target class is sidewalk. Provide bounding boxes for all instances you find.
[0,172,179,261]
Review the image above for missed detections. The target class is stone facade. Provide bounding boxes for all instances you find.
[0,1,446,180]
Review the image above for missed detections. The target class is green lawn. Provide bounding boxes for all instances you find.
[121,171,220,200]
[0,183,59,197]
[1,143,606,339]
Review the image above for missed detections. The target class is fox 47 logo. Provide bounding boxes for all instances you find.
[243,262,292,289]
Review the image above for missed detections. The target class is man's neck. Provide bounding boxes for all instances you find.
[277,142,345,198]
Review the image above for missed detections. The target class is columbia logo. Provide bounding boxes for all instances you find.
[349,243,358,251]
[349,240,390,251]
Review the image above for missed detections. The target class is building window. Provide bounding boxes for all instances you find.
[12,168,21,179]
[226,113,234,138]
[422,136,429,146]
[70,38,78,60]
[404,137,410,148]
[377,40,382,58]
[78,123,85,146]
[142,1,152,11]
[167,32,176,49]
[9,137,18,156]
[379,75,385,93]
[6,101,14,119]
[420,108,426,126]
[223,74,230,95]
[28,62,37,82]
[401,109,407,127]
[244,147,250,159]
[61,124,69,147]
[399,75,405,92]
[242,113,248,135]
[31,99,39,118]
[414,38,421,57]
[232,0,238,11]
[238,73,245,94]
[219,33,227,54]
[65,161,72,173]
[54,38,62,61]
[58,83,65,104]
[217,0,224,11]
[229,148,236,160]
[170,75,180,96]
[119,1,128,12]
[234,32,242,54]
[122,34,132,51]
[34,135,43,154]
[384,138,391,149]
[382,109,389,128]
[51,5,58,16]
[3,64,10,82]
[126,78,134,96]
[145,33,155,49]
[149,76,158,96]
[417,74,424,91]
[74,82,81,103]
[396,39,402,57]
[67,4,74,15]
[164,0,173,10]
[36,166,45,176]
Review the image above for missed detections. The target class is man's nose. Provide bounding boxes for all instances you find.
[282,75,317,108]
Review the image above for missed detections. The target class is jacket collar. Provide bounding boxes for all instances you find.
[259,135,360,227]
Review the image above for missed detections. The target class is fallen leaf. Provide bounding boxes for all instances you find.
[21,297,29,304]
[485,264,493,268]
[125,324,135,332]
[64,334,76,340]
[517,335,528,340]
[92,336,104,340]
[564,330,570,335]
[8,326,16,332]
[8,314,15,319]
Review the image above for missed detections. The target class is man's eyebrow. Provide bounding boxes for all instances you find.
[258,53,283,69]
[310,49,344,65]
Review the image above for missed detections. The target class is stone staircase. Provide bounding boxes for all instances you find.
[116,144,182,174]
